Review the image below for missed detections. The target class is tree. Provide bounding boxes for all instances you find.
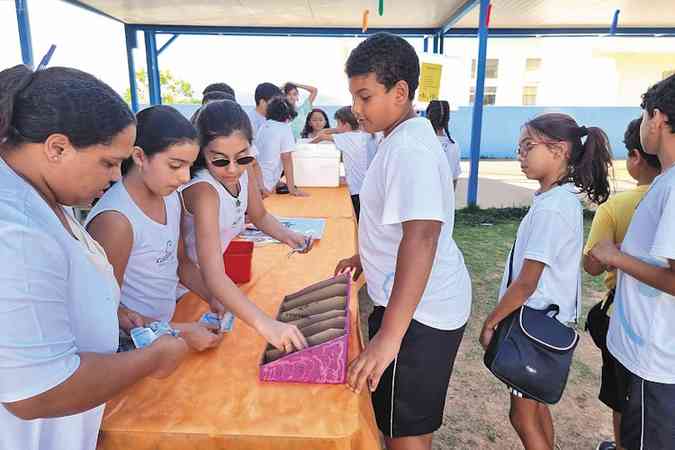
[124,69,199,104]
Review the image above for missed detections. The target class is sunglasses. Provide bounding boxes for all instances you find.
[211,156,255,167]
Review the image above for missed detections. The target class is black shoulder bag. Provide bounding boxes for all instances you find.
[483,242,580,404]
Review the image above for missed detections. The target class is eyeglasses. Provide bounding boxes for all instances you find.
[515,140,557,157]
[211,156,255,167]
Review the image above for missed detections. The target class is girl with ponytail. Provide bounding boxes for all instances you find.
[426,100,461,190]
[479,112,612,450]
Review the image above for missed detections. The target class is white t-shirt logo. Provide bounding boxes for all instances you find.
[156,240,174,265]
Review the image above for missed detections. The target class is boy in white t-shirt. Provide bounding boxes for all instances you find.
[312,106,369,221]
[334,33,471,450]
[255,97,308,197]
[590,74,675,450]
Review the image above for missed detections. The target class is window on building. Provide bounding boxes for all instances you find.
[471,59,499,79]
[522,86,538,105]
[469,86,497,105]
[664,70,675,80]
[525,58,542,72]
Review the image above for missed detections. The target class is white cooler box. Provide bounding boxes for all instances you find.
[292,143,341,187]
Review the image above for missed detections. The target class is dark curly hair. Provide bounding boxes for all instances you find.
[641,73,675,133]
[0,65,135,149]
[345,33,419,101]
[192,99,252,177]
[202,90,235,105]
[123,105,197,175]
[266,97,297,123]
[524,113,612,204]
[203,82,235,100]
[624,117,661,170]
[301,108,330,138]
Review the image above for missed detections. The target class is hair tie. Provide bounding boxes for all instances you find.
[578,125,589,137]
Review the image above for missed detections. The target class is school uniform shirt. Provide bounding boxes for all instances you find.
[247,109,267,137]
[358,117,471,331]
[437,135,462,182]
[0,157,120,450]
[333,131,369,195]
[497,184,583,325]
[365,132,383,166]
[583,184,650,314]
[608,165,675,384]
[177,168,249,297]
[85,181,182,322]
[256,119,295,191]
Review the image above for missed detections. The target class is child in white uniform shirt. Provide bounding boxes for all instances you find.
[256,97,308,197]
[181,99,312,354]
[86,105,223,352]
[426,100,461,190]
[590,74,675,450]
[312,106,369,221]
[0,65,187,450]
[481,113,612,450]
[334,34,472,450]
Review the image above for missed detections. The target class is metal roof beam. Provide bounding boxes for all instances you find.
[443,27,675,37]
[440,0,480,35]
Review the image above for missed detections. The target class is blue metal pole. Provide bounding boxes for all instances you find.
[467,0,490,207]
[157,34,179,55]
[439,33,445,54]
[15,0,34,67]
[423,36,429,53]
[432,35,439,53]
[125,25,140,112]
[144,31,161,105]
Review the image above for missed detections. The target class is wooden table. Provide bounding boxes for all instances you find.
[98,188,380,450]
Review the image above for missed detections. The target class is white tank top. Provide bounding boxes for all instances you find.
[177,169,248,298]
[85,181,182,322]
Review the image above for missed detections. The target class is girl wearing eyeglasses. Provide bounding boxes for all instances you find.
[180,99,312,354]
[87,105,223,352]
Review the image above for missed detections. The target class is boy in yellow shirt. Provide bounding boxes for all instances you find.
[583,117,661,450]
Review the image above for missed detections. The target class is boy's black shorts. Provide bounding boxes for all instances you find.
[368,306,465,438]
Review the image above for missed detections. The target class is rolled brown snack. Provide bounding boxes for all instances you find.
[264,328,346,363]
[284,276,348,302]
[287,309,345,327]
[278,296,346,322]
[299,317,345,337]
[280,283,347,312]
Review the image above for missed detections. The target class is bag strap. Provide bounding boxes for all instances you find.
[507,241,516,287]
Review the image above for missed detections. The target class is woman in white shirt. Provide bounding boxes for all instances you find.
[426,100,462,190]
[181,99,312,354]
[86,105,222,352]
[0,65,187,450]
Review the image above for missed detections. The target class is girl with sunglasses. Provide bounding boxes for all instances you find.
[86,105,223,352]
[180,99,312,354]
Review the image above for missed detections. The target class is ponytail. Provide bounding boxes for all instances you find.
[525,113,612,205]
[0,65,34,146]
[426,100,455,144]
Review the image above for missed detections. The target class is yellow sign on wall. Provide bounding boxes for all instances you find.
[418,62,443,102]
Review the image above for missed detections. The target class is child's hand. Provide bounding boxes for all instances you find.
[590,239,622,269]
[258,318,308,353]
[178,322,224,352]
[290,187,310,197]
[117,305,147,332]
[347,331,401,393]
[286,233,314,254]
[335,254,363,281]
[207,297,226,318]
[479,321,497,351]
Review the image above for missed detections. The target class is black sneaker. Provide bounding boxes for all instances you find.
[596,441,616,450]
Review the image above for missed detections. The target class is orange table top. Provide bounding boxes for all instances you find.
[98,187,380,450]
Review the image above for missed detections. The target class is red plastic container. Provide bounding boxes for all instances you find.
[223,240,254,284]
